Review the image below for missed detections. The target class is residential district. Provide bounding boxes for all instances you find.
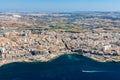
[0,12,120,66]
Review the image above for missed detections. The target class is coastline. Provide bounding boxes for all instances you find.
[0,52,120,67]
[0,53,72,67]
[83,53,120,63]
[0,30,119,66]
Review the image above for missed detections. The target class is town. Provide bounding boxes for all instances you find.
[0,12,120,66]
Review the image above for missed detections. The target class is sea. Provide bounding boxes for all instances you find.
[0,54,120,80]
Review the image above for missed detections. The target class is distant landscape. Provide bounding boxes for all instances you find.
[1,12,120,32]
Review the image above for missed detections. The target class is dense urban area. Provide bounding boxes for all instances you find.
[0,12,120,66]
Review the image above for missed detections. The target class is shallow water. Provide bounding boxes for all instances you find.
[0,54,120,80]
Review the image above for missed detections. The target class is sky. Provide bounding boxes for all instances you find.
[0,0,120,12]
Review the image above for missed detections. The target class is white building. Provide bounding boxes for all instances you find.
[103,44,111,51]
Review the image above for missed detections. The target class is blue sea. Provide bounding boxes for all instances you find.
[0,54,120,80]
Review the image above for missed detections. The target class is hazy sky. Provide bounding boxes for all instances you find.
[0,0,120,12]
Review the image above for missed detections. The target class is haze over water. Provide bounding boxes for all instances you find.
[1,0,120,12]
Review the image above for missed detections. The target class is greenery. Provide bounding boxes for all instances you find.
[49,24,90,32]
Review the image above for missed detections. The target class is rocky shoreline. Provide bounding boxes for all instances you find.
[0,30,120,66]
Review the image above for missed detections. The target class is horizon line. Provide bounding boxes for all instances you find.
[0,11,120,13]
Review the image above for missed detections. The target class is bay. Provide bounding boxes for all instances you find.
[0,54,120,80]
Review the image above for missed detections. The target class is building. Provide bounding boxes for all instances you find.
[103,44,111,51]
